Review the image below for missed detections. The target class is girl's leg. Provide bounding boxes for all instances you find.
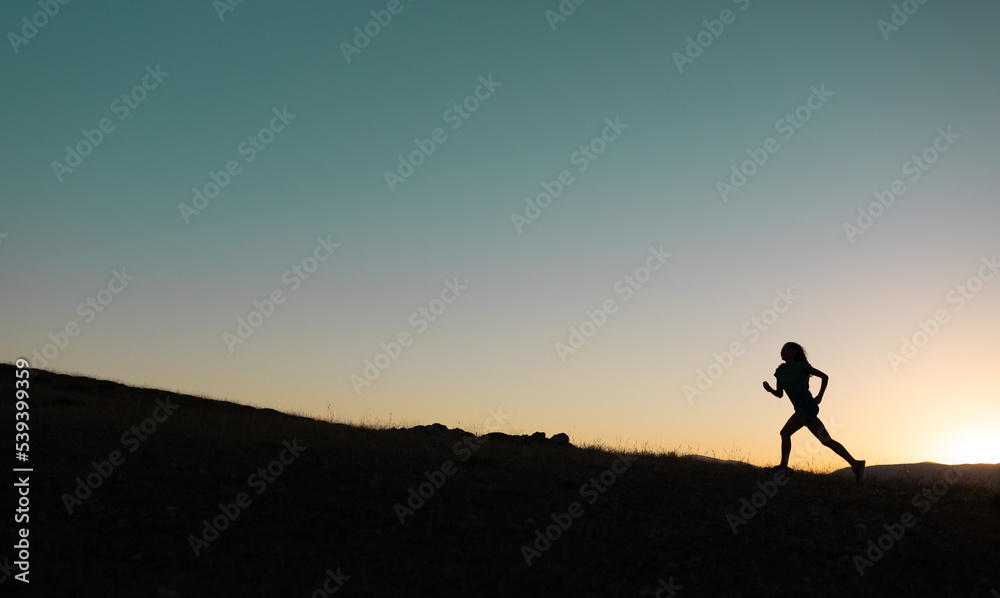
[806,417,857,467]
[778,414,808,468]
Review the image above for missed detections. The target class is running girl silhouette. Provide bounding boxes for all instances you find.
[763,342,865,482]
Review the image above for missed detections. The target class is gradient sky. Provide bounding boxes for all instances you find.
[3,0,998,469]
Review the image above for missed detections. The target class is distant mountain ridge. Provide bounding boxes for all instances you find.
[833,461,1000,490]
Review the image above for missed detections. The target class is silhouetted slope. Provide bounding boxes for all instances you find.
[2,364,998,597]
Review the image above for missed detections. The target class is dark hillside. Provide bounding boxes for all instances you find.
[2,364,998,597]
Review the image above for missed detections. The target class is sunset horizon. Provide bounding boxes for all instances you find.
[4,1,998,481]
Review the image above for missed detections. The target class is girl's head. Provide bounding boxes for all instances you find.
[781,342,807,363]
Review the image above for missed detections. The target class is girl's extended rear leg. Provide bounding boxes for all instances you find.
[807,417,857,467]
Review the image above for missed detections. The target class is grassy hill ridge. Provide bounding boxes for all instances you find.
[2,364,999,597]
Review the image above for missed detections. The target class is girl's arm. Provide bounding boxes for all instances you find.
[809,366,829,403]
[763,378,783,397]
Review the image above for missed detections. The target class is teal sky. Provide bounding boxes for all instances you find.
[3,1,999,466]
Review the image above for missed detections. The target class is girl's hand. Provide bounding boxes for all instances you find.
[763,381,774,393]
[815,395,823,404]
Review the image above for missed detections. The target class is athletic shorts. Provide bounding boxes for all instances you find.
[795,405,820,420]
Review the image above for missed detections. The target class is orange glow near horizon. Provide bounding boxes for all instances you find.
[20,345,999,471]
